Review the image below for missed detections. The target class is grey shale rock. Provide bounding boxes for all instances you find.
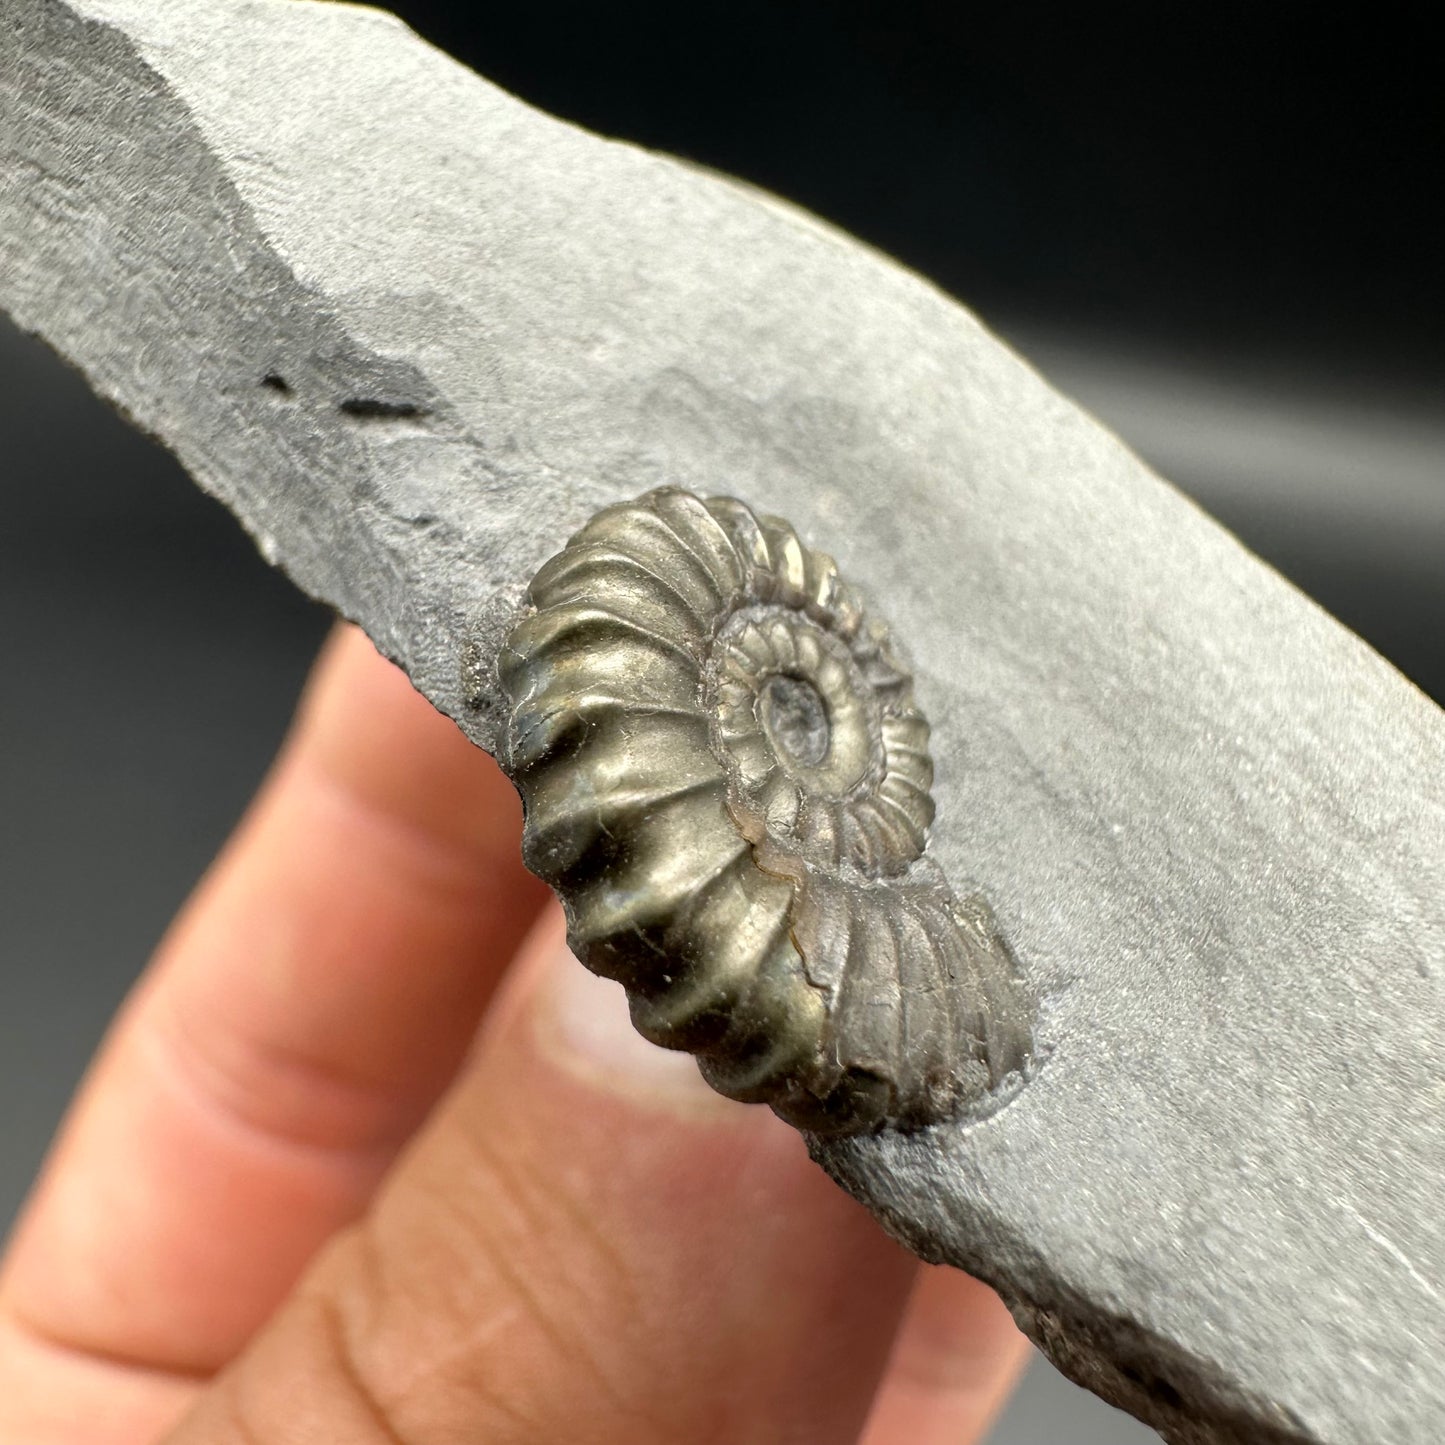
[2,1,1442,1440]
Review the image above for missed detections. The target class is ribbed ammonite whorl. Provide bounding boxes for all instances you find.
[499,488,1032,1133]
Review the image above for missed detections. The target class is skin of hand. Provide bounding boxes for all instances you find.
[0,624,1030,1445]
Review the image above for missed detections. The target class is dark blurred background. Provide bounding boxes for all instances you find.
[2,3,1441,1440]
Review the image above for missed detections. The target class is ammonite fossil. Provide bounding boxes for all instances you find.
[499,488,1033,1133]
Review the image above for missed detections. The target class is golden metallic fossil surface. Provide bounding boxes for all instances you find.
[499,488,1033,1133]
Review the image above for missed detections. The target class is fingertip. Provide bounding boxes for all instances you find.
[523,910,742,1117]
[862,1263,1032,1445]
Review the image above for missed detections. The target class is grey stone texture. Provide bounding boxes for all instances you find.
[2,2,1442,1441]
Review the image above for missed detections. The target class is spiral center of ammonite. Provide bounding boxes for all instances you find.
[759,673,831,770]
[709,605,882,817]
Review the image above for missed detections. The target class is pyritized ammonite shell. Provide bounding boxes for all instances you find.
[499,488,1033,1133]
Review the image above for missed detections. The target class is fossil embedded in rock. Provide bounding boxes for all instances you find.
[499,488,1033,1133]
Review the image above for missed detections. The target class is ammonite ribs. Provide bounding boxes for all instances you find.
[499,488,1034,1133]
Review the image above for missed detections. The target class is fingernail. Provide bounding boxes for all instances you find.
[535,935,740,1117]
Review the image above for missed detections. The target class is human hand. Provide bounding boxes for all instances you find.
[0,624,1029,1444]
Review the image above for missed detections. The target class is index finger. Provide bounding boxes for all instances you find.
[0,626,547,1391]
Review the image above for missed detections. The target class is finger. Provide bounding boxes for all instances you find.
[0,1316,197,1445]
[861,1263,1031,1445]
[1,625,549,1385]
[167,907,924,1445]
